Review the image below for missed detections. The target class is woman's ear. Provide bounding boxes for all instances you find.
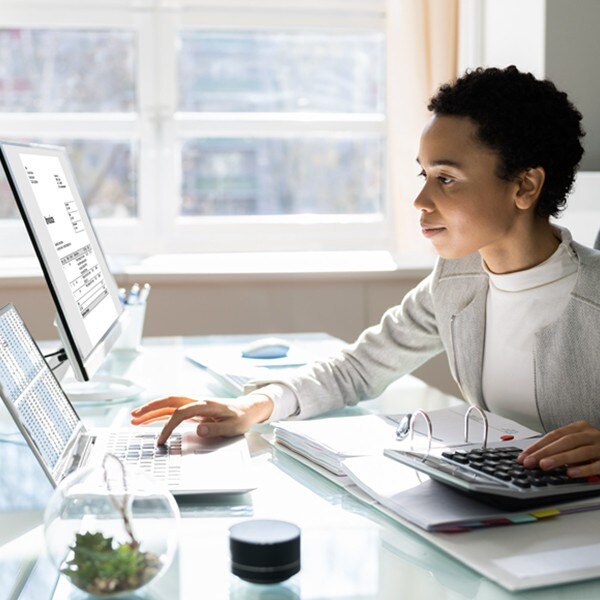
[515,167,545,211]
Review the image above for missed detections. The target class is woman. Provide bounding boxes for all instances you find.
[132,66,600,477]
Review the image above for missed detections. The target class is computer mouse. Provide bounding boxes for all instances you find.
[241,337,290,359]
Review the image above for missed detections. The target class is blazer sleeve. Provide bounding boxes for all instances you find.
[245,271,444,420]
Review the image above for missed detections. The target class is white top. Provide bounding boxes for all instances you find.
[481,237,578,431]
[253,232,579,429]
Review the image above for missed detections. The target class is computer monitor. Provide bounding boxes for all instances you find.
[0,140,137,401]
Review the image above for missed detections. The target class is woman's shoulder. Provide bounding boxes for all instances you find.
[571,239,600,264]
[570,241,600,306]
[431,252,485,284]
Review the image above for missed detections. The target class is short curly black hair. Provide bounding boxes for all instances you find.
[428,65,585,218]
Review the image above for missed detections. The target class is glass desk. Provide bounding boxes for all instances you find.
[2,335,600,599]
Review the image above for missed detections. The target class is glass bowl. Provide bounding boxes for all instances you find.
[44,455,179,597]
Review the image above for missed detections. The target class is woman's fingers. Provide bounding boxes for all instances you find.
[156,401,233,444]
[131,396,194,418]
[131,406,177,425]
[521,432,597,467]
[518,421,589,460]
[132,396,269,443]
[567,460,600,478]
[196,418,247,439]
[536,444,600,470]
[515,421,600,476]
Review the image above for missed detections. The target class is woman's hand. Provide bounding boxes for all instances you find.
[518,421,600,478]
[130,394,274,444]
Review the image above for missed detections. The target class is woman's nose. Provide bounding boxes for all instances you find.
[413,185,433,212]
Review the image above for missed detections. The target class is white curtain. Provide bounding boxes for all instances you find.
[387,0,459,258]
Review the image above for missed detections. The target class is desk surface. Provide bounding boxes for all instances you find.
[1,334,600,600]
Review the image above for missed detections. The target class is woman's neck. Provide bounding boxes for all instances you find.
[480,219,561,275]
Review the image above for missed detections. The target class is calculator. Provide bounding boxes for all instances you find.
[385,441,600,510]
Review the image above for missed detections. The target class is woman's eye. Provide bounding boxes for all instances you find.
[417,170,426,179]
[438,176,453,185]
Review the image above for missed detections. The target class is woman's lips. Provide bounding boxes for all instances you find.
[421,225,446,238]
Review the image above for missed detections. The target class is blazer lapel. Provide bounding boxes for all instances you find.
[451,280,488,408]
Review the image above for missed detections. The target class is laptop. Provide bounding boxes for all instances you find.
[0,303,255,495]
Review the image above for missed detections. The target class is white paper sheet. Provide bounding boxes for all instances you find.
[341,455,510,530]
[493,543,600,580]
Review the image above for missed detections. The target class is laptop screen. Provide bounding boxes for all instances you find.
[0,304,80,479]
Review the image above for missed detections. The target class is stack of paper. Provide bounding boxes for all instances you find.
[272,414,405,476]
[272,405,540,477]
[340,454,600,532]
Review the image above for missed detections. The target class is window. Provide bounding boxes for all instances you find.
[0,1,388,256]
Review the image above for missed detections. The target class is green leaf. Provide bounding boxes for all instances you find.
[61,532,158,594]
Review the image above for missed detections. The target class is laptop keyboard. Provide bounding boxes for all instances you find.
[441,446,595,489]
[106,432,182,487]
[227,373,250,388]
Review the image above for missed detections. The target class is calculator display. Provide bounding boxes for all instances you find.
[0,305,79,472]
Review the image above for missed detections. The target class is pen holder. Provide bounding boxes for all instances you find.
[114,302,147,353]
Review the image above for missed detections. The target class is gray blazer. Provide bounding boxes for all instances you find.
[250,230,600,432]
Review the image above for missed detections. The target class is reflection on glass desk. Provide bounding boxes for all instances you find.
[2,334,600,599]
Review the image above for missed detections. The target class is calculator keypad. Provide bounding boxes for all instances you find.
[441,447,589,488]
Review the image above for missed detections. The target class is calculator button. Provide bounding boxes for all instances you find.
[513,479,531,488]
[471,463,487,471]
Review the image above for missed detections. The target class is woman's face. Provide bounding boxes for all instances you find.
[414,114,523,259]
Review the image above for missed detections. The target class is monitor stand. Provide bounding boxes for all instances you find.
[60,373,144,404]
[50,360,143,404]
[52,313,144,404]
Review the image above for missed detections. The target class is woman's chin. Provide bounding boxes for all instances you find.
[433,240,477,260]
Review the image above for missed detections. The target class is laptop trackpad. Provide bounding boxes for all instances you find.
[184,433,244,453]
[179,432,255,494]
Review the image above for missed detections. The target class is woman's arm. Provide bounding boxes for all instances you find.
[246,272,444,421]
[131,272,444,440]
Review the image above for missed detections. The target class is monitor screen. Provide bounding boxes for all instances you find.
[0,141,124,380]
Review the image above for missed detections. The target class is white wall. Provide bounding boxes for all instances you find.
[460,0,600,247]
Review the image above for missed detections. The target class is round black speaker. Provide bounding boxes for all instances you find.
[229,519,301,584]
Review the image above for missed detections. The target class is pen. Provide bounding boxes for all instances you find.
[127,283,140,305]
[138,283,151,304]
[395,413,412,440]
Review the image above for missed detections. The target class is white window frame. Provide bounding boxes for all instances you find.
[0,0,391,257]
[0,3,155,256]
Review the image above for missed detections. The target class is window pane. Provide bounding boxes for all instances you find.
[178,31,384,113]
[0,29,136,112]
[181,137,383,216]
[0,140,137,219]
[0,169,17,219]
[65,140,137,218]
